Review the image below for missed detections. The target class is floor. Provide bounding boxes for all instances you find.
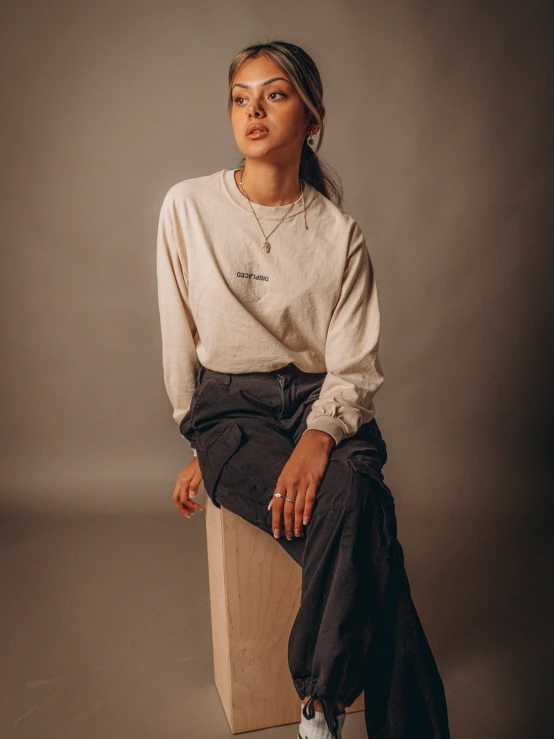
[0,508,551,738]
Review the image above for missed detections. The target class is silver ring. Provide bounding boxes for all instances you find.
[284,497,297,503]
[274,492,283,498]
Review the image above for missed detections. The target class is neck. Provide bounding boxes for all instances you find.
[234,160,302,207]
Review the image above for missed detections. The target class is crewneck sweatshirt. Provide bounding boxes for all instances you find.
[156,168,384,457]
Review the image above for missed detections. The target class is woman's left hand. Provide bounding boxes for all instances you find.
[269,429,335,540]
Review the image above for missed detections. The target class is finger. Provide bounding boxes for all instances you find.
[174,486,193,517]
[188,483,202,504]
[271,487,287,538]
[182,496,201,511]
[172,477,181,504]
[174,497,191,517]
[177,498,202,517]
[172,479,190,517]
[283,488,299,540]
[293,486,307,537]
[173,473,202,518]
[302,482,318,525]
[179,484,202,514]
[188,469,202,499]
[177,474,193,505]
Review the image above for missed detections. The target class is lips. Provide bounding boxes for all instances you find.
[246,124,269,135]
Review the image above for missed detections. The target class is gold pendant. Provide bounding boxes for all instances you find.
[263,240,271,253]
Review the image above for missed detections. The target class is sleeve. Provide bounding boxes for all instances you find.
[156,188,200,456]
[302,220,385,447]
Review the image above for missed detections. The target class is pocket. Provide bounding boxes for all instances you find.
[197,419,244,509]
[179,408,194,440]
[179,379,219,441]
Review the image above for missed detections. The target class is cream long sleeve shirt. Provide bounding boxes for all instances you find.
[156,168,384,457]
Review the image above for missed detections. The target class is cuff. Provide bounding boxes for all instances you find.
[302,415,347,447]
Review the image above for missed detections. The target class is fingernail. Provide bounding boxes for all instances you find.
[190,491,196,497]
[303,517,309,525]
[295,529,301,537]
[286,533,293,540]
[274,529,280,539]
[267,501,272,510]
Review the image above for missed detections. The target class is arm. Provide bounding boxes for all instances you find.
[156,188,199,457]
[302,219,384,447]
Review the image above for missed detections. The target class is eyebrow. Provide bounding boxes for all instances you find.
[231,76,292,91]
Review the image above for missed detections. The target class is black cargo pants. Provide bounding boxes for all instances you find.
[179,362,450,739]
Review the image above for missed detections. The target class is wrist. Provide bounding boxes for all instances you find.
[303,415,345,447]
[302,428,336,452]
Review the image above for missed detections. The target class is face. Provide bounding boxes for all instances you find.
[230,54,317,163]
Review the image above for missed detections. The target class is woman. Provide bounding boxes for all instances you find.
[156,40,450,739]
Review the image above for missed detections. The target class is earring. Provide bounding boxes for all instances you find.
[308,129,315,146]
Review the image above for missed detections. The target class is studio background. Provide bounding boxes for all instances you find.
[1,2,552,738]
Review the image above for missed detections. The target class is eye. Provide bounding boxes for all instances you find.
[232,95,245,105]
[268,91,285,100]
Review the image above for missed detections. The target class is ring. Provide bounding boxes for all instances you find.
[274,492,283,498]
[284,497,297,503]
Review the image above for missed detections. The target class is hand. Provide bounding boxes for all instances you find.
[269,429,335,540]
[172,457,203,518]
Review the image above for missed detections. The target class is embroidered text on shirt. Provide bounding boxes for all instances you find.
[237,271,269,281]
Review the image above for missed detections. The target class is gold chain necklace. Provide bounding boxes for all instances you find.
[238,169,308,253]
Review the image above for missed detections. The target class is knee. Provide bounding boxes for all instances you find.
[346,462,390,512]
[312,459,353,516]
[313,459,384,518]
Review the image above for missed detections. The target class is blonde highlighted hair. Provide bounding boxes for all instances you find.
[227,40,344,209]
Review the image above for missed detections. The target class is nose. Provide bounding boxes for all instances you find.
[246,98,265,117]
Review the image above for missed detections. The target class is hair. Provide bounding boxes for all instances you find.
[227,40,344,210]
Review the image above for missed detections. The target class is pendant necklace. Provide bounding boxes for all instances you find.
[238,169,308,253]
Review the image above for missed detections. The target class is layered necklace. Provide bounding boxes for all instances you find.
[238,169,308,253]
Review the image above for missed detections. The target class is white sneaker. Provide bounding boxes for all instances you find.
[298,705,346,739]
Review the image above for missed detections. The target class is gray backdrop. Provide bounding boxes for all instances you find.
[1,2,552,737]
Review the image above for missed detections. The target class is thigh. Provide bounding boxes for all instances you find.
[328,418,388,476]
[207,417,294,523]
[299,418,388,512]
[183,376,390,540]
[182,378,294,522]
[318,419,395,558]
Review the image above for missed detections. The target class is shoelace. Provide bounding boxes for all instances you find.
[302,695,341,739]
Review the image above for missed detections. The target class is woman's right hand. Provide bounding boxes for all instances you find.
[172,458,203,518]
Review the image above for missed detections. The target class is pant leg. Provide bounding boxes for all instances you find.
[178,367,307,565]
[181,368,450,738]
[285,393,450,739]
[289,449,450,738]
